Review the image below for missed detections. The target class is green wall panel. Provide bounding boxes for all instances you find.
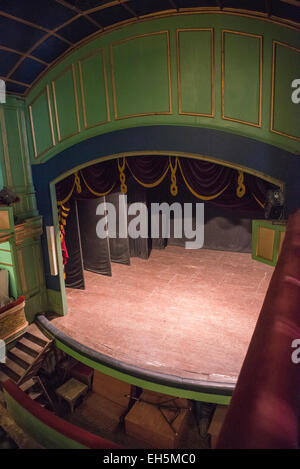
[52,65,80,142]
[111,31,171,119]
[2,107,26,188]
[272,42,300,141]
[78,49,110,129]
[177,29,214,116]
[24,13,300,163]
[0,99,37,220]
[29,87,54,158]
[222,31,262,126]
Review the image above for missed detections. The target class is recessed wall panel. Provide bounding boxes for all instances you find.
[271,41,300,142]
[222,30,262,127]
[52,65,80,142]
[177,28,214,117]
[78,49,110,129]
[110,31,172,119]
[29,86,55,158]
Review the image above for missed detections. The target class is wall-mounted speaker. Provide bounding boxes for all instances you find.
[264,189,285,220]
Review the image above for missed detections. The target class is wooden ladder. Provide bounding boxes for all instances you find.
[0,324,54,409]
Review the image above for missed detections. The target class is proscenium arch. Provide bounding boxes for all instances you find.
[32,125,291,296]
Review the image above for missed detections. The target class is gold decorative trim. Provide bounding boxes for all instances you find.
[17,250,27,293]
[0,262,13,267]
[29,85,56,159]
[110,31,172,120]
[0,107,12,186]
[22,8,300,99]
[270,40,300,143]
[16,109,28,187]
[177,28,215,118]
[52,64,81,143]
[20,110,33,185]
[78,48,110,130]
[221,29,263,128]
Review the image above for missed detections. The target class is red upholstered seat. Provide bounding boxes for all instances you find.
[0,296,25,315]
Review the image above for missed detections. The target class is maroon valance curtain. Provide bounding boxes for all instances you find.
[56,155,276,212]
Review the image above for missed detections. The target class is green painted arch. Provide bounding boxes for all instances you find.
[26,11,300,170]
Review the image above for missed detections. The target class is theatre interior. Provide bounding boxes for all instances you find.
[0,0,299,450]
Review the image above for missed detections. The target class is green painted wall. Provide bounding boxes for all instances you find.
[0,96,38,220]
[4,389,87,449]
[0,98,47,321]
[25,13,300,167]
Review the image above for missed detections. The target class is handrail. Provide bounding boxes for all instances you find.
[2,379,124,449]
[36,314,234,398]
[216,209,300,449]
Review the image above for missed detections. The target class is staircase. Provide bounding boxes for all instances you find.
[0,323,53,408]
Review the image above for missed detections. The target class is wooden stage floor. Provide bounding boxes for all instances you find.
[53,246,274,385]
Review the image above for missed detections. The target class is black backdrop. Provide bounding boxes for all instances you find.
[57,156,273,289]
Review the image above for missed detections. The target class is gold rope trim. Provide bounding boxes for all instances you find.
[236,170,246,198]
[74,171,82,194]
[126,159,170,188]
[252,192,265,209]
[118,157,127,194]
[169,156,178,196]
[57,177,76,206]
[178,158,230,200]
[80,171,115,197]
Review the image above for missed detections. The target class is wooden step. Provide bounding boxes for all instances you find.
[20,336,44,352]
[6,350,30,370]
[0,367,11,383]
[5,357,26,377]
[27,390,43,400]
[20,378,36,393]
[15,339,39,358]
[24,332,47,348]
[0,364,20,382]
[27,324,50,343]
[8,348,35,367]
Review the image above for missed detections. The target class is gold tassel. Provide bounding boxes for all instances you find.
[74,171,82,194]
[118,157,127,194]
[169,157,178,196]
[237,170,246,198]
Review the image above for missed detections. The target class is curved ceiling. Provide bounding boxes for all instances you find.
[0,0,299,97]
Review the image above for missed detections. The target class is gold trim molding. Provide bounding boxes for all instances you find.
[52,64,81,142]
[270,40,300,143]
[177,28,215,118]
[110,31,172,120]
[221,29,263,128]
[29,85,56,159]
[78,48,110,130]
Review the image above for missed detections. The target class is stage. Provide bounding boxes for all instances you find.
[50,246,274,388]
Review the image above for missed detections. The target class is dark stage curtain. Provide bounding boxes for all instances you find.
[77,198,112,276]
[106,192,130,265]
[127,186,150,259]
[126,155,169,187]
[64,199,85,289]
[177,158,270,210]
[79,160,118,199]
[56,156,277,275]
